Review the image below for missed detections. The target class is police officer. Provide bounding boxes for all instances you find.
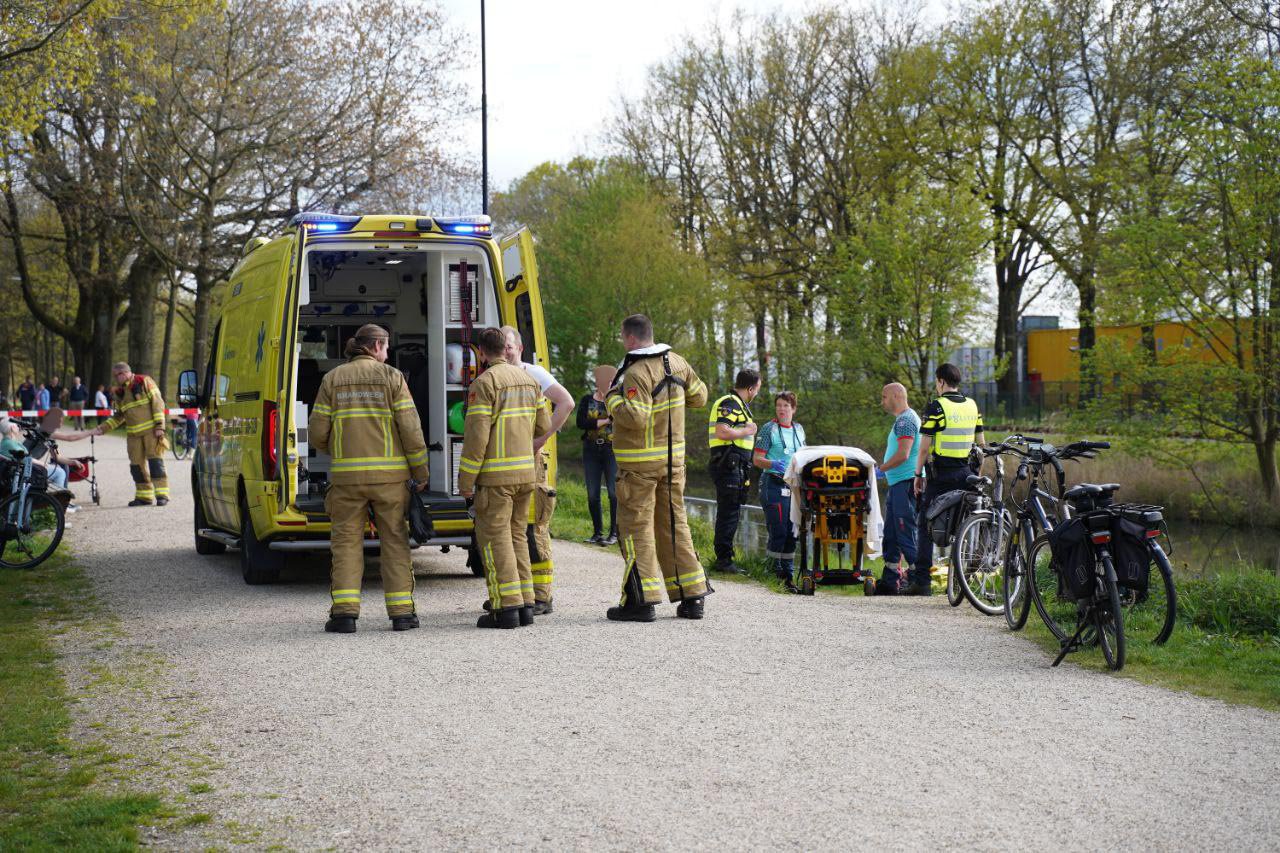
[906,362,985,596]
[708,368,761,574]
[500,325,573,615]
[308,324,429,633]
[73,362,170,506]
[459,327,552,629]
[606,314,710,622]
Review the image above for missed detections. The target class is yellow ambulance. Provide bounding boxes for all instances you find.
[178,213,552,584]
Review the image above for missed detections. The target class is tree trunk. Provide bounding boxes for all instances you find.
[191,275,215,377]
[993,256,1025,400]
[1255,430,1280,501]
[159,274,180,398]
[754,310,768,388]
[126,249,165,375]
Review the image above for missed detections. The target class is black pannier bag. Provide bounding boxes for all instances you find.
[28,462,47,492]
[926,489,969,547]
[1110,515,1153,593]
[1048,516,1094,600]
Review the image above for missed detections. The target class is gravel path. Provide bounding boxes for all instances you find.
[59,436,1280,850]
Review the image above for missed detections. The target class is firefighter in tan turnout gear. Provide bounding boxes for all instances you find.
[308,324,429,634]
[458,328,552,629]
[82,362,170,507]
[606,314,711,622]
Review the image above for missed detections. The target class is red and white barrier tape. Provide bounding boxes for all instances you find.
[4,408,200,418]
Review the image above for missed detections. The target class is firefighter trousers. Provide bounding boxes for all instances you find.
[475,483,534,611]
[126,432,169,502]
[326,482,414,618]
[528,468,556,603]
[615,467,709,605]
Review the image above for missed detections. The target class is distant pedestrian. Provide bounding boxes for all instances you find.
[68,376,89,428]
[753,391,807,584]
[47,378,64,409]
[35,383,50,411]
[93,384,110,427]
[576,364,619,546]
[17,378,35,410]
[870,382,921,596]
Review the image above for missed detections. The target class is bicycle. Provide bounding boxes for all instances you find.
[1027,485,1177,656]
[993,436,1103,631]
[0,422,67,569]
[948,448,1013,615]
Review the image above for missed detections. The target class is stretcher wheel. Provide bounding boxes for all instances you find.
[799,574,815,596]
[863,575,876,596]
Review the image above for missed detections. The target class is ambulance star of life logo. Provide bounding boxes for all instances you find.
[255,323,266,371]
[626,387,637,399]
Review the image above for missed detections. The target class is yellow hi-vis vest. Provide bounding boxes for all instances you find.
[934,395,980,458]
[707,393,754,451]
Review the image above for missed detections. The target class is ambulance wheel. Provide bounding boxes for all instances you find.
[193,486,225,555]
[240,498,283,584]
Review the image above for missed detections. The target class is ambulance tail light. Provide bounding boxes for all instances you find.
[263,400,279,480]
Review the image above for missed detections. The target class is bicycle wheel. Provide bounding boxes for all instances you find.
[1121,542,1177,645]
[171,428,189,460]
[1096,556,1126,671]
[947,560,963,606]
[1029,533,1077,643]
[0,491,66,569]
[955,512,1012,616]
[1002,526,1031,630]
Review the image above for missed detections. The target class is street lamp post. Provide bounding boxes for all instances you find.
[481,0,488,215]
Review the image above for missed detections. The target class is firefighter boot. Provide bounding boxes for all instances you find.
[391,614,419,631]
[676,596,705,619]
[533,599,553,616]
[325,616,357,634]
[519,605,534,626]
[477,608,520,629]
[606,603,656,622]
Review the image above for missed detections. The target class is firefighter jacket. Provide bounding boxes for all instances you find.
[606,345,708,473]
[458,361,551,491]
[308,355,429,485]
[102,374,166,436]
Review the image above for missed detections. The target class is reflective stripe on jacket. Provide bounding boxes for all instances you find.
[308,355,429,485]
[607,346,708,473]
[458,362,551,490]
[707,392,754,451]
[101,375,165,436]
[934,396,980,458]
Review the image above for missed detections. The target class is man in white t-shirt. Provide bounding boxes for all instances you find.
[501,326,573,614]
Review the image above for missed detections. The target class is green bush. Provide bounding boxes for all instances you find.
[1178,572,1280,637]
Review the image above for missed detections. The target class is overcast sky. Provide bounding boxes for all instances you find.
[436,1,859,190]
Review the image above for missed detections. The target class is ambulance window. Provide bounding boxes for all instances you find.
[202,321,221,403]
[514,293,535,363]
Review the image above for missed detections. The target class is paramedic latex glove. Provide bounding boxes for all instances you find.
[769,459,788,478]
[876,468,887,481]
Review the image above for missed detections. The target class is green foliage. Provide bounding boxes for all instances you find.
[0,553,163,848]
[494,159,716,393]
[1179,573,1280,638]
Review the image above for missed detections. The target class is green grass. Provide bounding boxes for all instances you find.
[0,552,164,850]
[551,472,1280,709]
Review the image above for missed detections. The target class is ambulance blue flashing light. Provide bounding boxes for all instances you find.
[436,215,492,236]
[289,212,362,233]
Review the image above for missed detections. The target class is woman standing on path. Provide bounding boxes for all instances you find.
[575,364,618,546]
[754,391,806,583]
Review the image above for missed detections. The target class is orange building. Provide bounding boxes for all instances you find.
[1025,320,1249,383]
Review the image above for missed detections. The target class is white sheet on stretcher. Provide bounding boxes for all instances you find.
[783,445,883,559]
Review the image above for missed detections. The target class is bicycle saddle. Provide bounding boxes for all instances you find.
[965,474,990,488]
[1064,482,1121,500]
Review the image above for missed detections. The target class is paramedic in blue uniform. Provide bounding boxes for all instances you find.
[752,391,806,583]
[708,368,761,574]
[906,363,984,596]
[872,382,920,595]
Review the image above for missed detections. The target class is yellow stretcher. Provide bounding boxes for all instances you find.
[792,453,874,595]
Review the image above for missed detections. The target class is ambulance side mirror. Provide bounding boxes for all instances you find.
[177,370,200,408]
